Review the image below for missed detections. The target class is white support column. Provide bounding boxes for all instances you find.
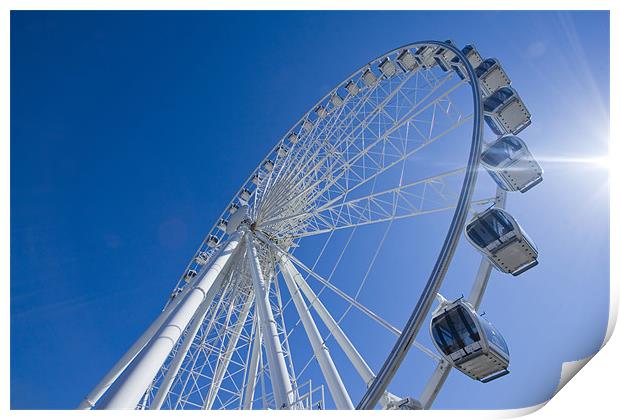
[149,271,236,410]
[78,300,178,408]
[78,248,221,409]
[419,360,451,409]
[242,317,262,409]
[469,189,507,310]
[280,254,373,384]
[280,260,354,409]
[100,232,244,409]
[203,292,254,409]
[278,253,399,407]
[245,230,294,409]
[172,281,234,409]
[257,235,399,407]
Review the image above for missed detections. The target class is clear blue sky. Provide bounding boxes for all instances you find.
[10,11,609,409]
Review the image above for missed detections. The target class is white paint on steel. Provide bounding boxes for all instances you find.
[280,259,354,409]
[278,253,398,407]
[78,243,229,409]
[149,268,237,409]
[245,230,294,409]
[242,317,263,409]
[83,40,513,410]
[203,292,254,409]
[99,232,243,409]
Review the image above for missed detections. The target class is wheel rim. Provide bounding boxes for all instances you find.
[92,41,509,411]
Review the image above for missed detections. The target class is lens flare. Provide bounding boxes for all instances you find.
[535,155,610,169]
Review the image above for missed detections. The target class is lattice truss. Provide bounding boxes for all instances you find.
[254,68,477,239]
[139,51,499,410]
[139,239,323,410]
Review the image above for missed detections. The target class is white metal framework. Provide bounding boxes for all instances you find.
[79,40,540,410]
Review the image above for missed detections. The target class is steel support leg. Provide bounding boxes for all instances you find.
[99,232,243,409]
[149,268,236,409]
[469,188,507,310]
[78,299,181,409]
[203,293,254,409]
[280,260,354,409]
[245,230,294,409]
[78,243,229,409]
[242,317,262,409]
[276,253,397,407]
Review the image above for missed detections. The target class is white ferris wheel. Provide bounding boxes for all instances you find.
[79,40,543,410]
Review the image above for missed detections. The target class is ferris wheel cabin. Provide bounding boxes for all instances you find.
[451,44,484,80]
[277,146,289,158]
[331,92,344,107]
[379,57,398,78]
[433,40,458,71]
[228,203,239,214]
[475,58,511,97]
[263,159,274,172]
[239,188,253,202]
[217,219,228,232]
[345,80,360,96]
[396,49,419,72]
[466,208,538,276]
[184,269,198,283]
[361,68,379,86]
[481,136,543,193]
[430,298,510,382]
[303,120,314,133]
[483,86,531,135]
[414,45,439,68]
[195,251,209,266]
[207,235,219,248]
[288,132,299,144]
[315,105,327,118]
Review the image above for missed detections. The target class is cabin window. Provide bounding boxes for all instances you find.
[484,88,513,112]
[432,307,480,355]
[462,45,474,55]
[432,316,459,355]
[455,306,481,344]
[475,59,496,77]
[482,138,523,166]
[480,318,509,356]
[504,136,523,152]
[468,211,514,248]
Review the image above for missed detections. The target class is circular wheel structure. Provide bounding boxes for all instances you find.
[81,40,539,410]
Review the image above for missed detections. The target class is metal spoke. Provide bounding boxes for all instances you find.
[83,40,513,411]
[260,76,468,225]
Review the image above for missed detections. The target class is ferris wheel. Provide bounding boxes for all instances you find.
[79,40,543,410]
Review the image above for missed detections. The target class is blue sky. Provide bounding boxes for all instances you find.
[10,11,609,409]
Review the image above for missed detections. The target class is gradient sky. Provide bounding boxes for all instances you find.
[10,11,609,409]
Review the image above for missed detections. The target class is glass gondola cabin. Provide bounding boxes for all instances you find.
[414,45,438,69]
[396,49,419,72]
[195,251,209,266]
[481,136,543,193]
[451,44,484,80]
[483,86,531,135]
[184,269,198,283]
[433,40,457,72]
[466,208,538,276]
[430,298,510,382]
[474,58,511,97]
